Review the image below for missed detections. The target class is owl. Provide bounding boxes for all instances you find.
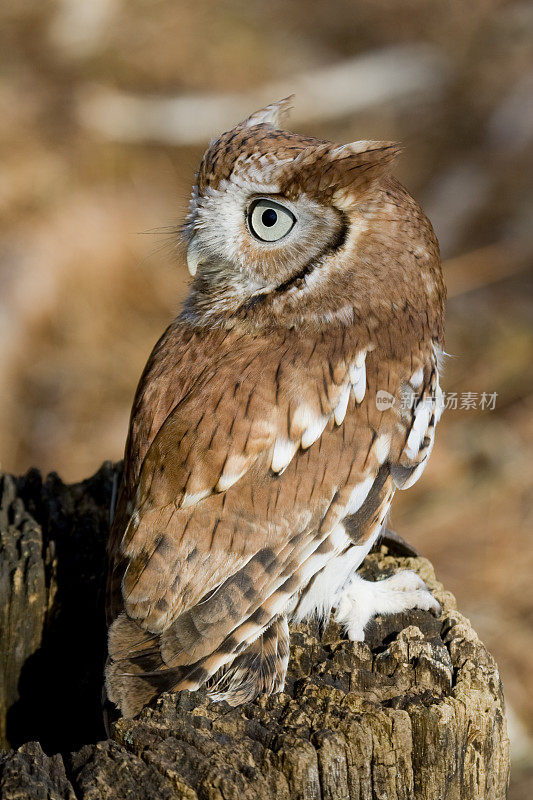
[105,97,445,719]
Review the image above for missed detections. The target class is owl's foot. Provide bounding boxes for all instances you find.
[334,570,441,642]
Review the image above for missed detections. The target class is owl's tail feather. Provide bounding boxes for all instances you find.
[206,614,290,705]
[107,531,342,718]
[106,528,338,718]
[105,613,291,717]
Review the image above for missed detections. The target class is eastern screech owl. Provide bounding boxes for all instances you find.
[105,98,445,719]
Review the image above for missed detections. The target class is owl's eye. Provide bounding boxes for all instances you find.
[247,199,296,242]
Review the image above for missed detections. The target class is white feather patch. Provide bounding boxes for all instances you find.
[291,404,317,433]
[373,434,391,465]
[271,438,299,473]
[181,488,211,508]
[348,364,361,384]
[394,361,443,489]
[405,402,432,458]
[344,474,375,515]
[291,525,380,624]
[348,349,366,382]
[354,349,367,368]
[351,360,366,404]
[301,415,329,449]
[410,367,424,388]
[216,458,249,492]
[397,436,435,490]
[333,383,351,425]
[287,526,348,596]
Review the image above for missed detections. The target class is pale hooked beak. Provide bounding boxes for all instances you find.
[186,236,203,277]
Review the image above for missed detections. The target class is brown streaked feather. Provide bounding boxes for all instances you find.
[207,614,290,705]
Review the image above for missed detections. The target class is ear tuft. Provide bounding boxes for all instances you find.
[240,96,294,130]
[285,139,401,202]
[341,140,402,171]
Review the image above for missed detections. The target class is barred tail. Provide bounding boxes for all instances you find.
[207,614,290,705]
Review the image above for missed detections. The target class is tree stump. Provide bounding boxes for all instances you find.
[0,463,510,799]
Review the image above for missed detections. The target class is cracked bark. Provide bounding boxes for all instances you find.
[0,463,510,799]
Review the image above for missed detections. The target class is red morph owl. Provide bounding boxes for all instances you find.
[105,98,445,718]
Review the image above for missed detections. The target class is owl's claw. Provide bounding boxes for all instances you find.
[334,569,441,642]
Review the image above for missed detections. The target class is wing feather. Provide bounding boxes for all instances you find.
[108,323,371,634]
[391,344,444,490]
[106,321,443,715]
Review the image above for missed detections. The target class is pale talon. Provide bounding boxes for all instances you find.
[334,570,441,642]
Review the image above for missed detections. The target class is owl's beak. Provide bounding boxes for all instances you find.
[186,236,203,277]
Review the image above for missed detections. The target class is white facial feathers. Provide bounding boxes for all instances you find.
[188,180,343,292]
[187,236,202,277]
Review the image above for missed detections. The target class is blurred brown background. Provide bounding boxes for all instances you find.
[1,0,532,792]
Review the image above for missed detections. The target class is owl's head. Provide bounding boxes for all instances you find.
[183,97,443,336]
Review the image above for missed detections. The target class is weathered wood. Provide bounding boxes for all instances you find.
[0,463,510,799]
[0,474,48,748]
[0,465,114,753]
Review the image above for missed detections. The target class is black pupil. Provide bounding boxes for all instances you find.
[261,208,278,227]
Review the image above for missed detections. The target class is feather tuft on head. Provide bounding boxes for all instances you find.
[240,95,295,130]
[279,140,402,203]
